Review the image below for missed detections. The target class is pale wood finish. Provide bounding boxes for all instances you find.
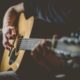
[0,12,34,72]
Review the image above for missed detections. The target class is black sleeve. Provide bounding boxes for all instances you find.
[23,0,53,22]
[23,0,52,21]
[23,0,75,24]
[24,0,36,19]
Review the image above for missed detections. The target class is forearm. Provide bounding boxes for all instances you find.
[3,2,24,30]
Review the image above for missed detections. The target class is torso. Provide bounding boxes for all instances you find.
[24,0,80,38]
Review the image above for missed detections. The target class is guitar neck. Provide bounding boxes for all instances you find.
[19,38,51,51]
[19,37,80,57]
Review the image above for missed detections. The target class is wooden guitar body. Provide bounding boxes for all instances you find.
[1,12,34,72]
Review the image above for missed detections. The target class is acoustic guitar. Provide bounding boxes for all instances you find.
[1,12,34,72]
[1,12,80,72]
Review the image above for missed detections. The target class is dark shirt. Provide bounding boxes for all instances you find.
[24,0,80,38]
[24,0,72,23]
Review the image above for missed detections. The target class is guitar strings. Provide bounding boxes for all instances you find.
[16,36,23,52]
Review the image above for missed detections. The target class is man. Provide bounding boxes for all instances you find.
[2,0,80,48]
[2,0,80,80]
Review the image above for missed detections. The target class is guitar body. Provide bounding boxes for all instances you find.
[1,12,34,72]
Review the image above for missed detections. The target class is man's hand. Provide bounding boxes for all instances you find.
[31,40,52,57]
[30,36,64,71]
[2,26,16,50]
[31,40,52,70]
[2,2,24,50]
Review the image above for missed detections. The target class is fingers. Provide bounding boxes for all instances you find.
[2,26,16,50]
[31,40,52,60]
[32,40,51,53]
[41,40,52,49]
[5,40,14,50]
[6,27,16,39]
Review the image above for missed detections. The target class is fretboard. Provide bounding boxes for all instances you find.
[19,38,51,51]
